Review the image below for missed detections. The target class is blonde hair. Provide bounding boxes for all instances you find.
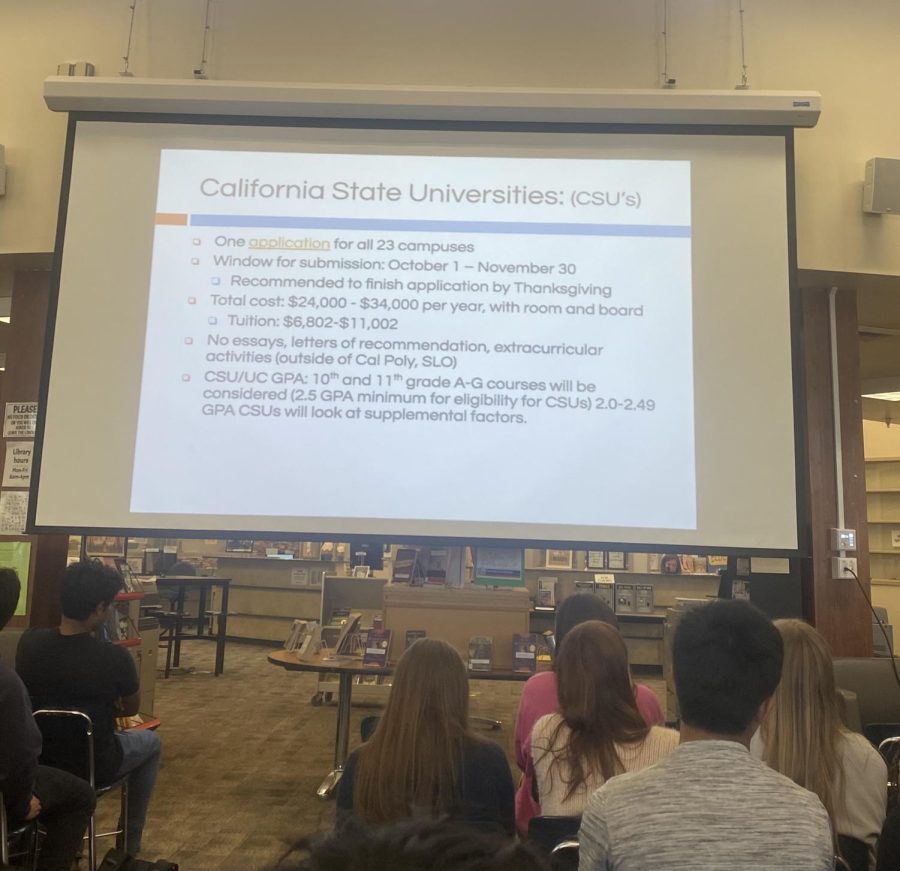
[352,638,476,823]
[761,619,844,832]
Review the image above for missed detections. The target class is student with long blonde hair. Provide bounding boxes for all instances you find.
[336,638,515,834]
[753,619,887,866]
[529,620,678,816]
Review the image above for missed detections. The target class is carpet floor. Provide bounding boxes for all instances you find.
[101,641,663,871]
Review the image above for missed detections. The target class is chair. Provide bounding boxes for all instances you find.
[32,709,129,871]
[549,839,579,871]
[880,735,900,813]
[0,793,40,871]
[527,815,581,854]
[836,835,868,871]
[833,658,900,744]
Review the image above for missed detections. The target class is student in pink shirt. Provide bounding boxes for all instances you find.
[514,594,664,835]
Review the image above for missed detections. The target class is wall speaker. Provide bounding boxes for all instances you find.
[863,157,900,214]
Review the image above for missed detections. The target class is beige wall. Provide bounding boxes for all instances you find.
[864,418,900,459]
[2,0,900,273]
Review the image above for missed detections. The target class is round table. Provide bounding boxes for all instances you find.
[268,649,534,798]
[268,650,392,797]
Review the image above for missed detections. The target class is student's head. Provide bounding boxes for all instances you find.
[673,599,782,737]
[60,559,124,624]
[353,639,473,823]
[0,568,21,630]
[554,592,618,650]
[287,819,552,871]
[552,620,649,789]
[761,619,842,826]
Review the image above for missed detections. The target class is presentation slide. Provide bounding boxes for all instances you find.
[132,150,695,528]
[34,121,798,551]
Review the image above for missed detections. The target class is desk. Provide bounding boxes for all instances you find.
[155,576,231,676]
[268,649,532,798]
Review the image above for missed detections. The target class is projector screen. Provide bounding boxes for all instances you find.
[32,117,801,552]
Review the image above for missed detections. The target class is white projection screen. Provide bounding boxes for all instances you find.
[31,112,804,553]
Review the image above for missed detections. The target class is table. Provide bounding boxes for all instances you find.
[155,576,231,676]
[268,649,533,798]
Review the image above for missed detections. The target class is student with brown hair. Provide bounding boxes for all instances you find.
[529,620,678,816]
[336,639,514,834]
[513,594,663,833]
[753,619,887,868]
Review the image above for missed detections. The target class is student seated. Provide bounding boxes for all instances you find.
[0,568,96,871]
[752,619,887,868]
[16,560,161,855]
[336,638,514,834]
[578,599,833,871]
[289,818,551,871]
[529,620,678,817]
[514,594,662,834]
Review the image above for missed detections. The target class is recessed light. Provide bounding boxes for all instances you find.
[0,317,10,324]
[862,392,900,401]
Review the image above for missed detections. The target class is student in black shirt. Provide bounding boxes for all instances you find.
[0,568,95,871]
[17,560,161,855]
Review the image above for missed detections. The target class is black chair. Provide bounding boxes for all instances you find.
[549,840,579,871]
[0,792,40,871]
[836,835,869,871]
[527,815,581,854]
[32,709,129,871]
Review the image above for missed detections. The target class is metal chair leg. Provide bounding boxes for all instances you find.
[118,780,129,851]
[88,812,97,871]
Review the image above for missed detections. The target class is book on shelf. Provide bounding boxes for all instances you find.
[284,619,306,652]
[537,576,557,607]
[363,628,392,667]
[468,636,493,672]
[405,629,427,650]
[333,612,362,655]
[512,633,538,674]
[392,548,419,583]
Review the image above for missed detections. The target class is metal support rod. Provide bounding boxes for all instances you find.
[195,0,213,79]
[120,1,138,77]
[660,0,675,88]
[736,0,750,89]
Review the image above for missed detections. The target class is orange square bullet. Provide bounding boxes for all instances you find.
[187,297,196,304]
[193,238,202,246]
[185,337,194,345]
[182,374,191,382]
[191,257,200,265]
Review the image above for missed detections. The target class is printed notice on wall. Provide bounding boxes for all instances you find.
[2,441,33,488]
[3,402,38,439]
[0,490,29,534]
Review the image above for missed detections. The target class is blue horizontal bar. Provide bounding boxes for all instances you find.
[189,214,690,238]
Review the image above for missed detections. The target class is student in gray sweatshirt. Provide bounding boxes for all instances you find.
[579,599,832,871]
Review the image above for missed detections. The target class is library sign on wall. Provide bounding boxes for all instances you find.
[3,402,37,439]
